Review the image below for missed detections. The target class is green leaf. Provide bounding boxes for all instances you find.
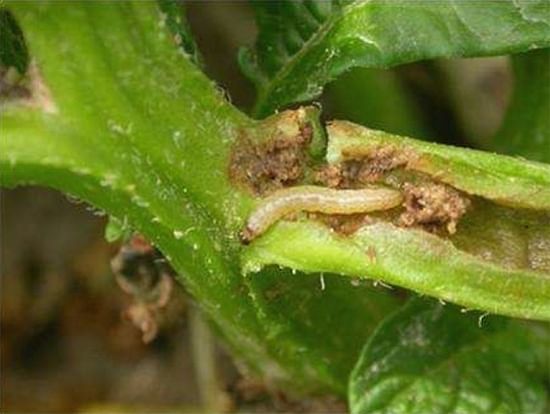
[244,267,401,393]
[242,0,550,117]
[349,298,549,414]
[243,123,550,321]
[0,8,28,73]
[239,0,344,87]
[491,48,550,162]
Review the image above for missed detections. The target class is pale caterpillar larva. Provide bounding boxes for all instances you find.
[241,185,403,243]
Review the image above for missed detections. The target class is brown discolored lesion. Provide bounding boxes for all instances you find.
[399,182,471,234]
[229,117,314,195]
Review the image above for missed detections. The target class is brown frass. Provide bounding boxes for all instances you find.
[315,146,471,235]
[229,122,313,195]
[315,146,411,188]
[399,182,471,234]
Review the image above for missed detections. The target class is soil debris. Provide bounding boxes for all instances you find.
[399,183,470,234]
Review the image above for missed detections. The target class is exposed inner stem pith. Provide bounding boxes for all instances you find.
[231,107,549,274]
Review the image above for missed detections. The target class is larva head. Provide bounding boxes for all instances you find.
[240,226,255,245]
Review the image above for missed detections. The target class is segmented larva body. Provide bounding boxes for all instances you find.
[241,185,403,243]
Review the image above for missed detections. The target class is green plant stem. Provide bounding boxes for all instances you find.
[3,2,391,394]
[0,0,276,381]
